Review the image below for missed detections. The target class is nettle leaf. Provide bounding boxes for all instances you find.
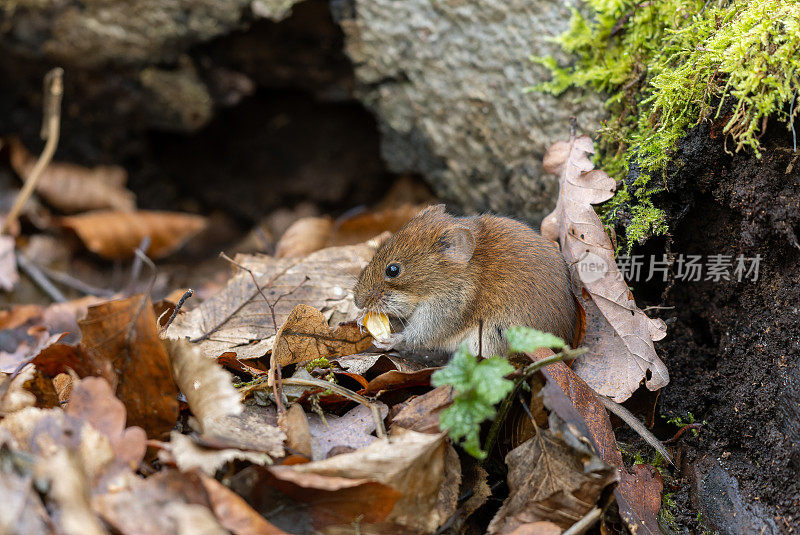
[431,343,476,391]
[433,343,515,459]
[505,326,566,353]
[474,358,515,405]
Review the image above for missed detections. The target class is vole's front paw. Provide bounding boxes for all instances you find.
[372,333,404,351]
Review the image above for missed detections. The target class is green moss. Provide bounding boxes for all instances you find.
[533,0,800,249]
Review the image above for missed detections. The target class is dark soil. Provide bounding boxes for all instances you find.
[635,121,800,533]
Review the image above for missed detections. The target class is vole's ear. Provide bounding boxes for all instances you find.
[439,224,475,263]
[419,204,446,217]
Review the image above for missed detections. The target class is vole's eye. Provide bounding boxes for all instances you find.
[385,263,401,278]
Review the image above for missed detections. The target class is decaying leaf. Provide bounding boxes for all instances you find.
[541,134,668,402]
[166,240,377,359]
[163,337,242,433]
[274,428,458,533]
[280,403,313,459]
[191,400,285,456]
[273,304,373,366]
[487,412,617,533]
[79,296,178,439]
[307,402,389,461]
[8,136,136,213]
[0,236,19,292]
[615,463,664,535]
[390,385,453,434]
[61,210,208,260]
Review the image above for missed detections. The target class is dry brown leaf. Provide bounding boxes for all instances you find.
[0,235,19,291]
[275,216,334,258]
[536,351,662,534]
[280,403,313,459]
[274,204,422,259]
[487,413,617,534]
[307,402,389,461]
[259,467,401,528]
[8,137,135,213]
[78,296,178,439]
[166,240,377,359]
[615,464,664,535]
[276,428,456,533]
[0,328,64,375]
[197,472,289,535]
[508,522,563,535]
[541,134,668,402]
[61,210,208,260]
[390,385,453,434]
[0,304,42,330]
[163,337,242,433]
[274,304,373,366]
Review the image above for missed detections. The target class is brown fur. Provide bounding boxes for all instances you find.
[353,205,577,355]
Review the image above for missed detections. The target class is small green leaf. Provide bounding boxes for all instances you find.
[439,396,495,460]
[474,357,514,405]
[505,326,566,353]
[431,342,476,391]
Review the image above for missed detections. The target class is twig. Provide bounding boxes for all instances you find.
[1,68,63,235]
[279,377,387,439]
[16,254,66,302]
[125,236,151,295]
[126,247,157,344]
[40,266,115,297]
[563,508,602,535]
[161,289,193,333]
[217,252,308,417]
[664,422,703,444]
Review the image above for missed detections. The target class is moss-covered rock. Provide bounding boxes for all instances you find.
[537,0,800,249]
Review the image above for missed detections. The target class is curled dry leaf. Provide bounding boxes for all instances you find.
[390,385,453,434]
[273,304,373,366]
[78,295,178,439]
[166,241,377,359]
[61,210,208,260]
[0,236,19,291]
[7,137,136,213]
[163,337,242,433]
[541,134,668,402]
[280,403,313,459]
[274,428,458,533]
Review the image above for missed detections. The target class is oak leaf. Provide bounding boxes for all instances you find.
[78,296,178,438]
[541,134,668,402]
[61,210,207,260]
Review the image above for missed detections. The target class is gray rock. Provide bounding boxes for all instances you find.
[3,0,303,68]
[337,0,604,223]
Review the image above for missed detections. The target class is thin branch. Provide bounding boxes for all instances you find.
[1,68,63,235]
[16,254,66,302]
[279,377,387,439]
[160,289,193,333]
[40,266,115,297]
[125,236,151,295]
[563,508,602,535]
